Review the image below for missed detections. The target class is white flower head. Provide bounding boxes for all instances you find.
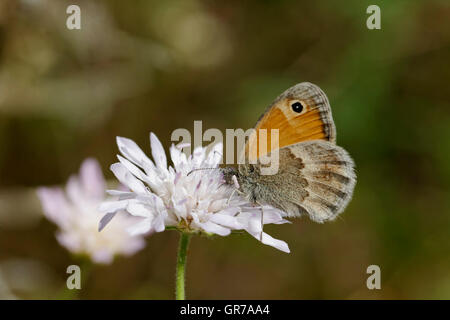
[99,133,291,253]
[37,158,146,264]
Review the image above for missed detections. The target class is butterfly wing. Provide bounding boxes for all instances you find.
[245,82,336,162]
[251,140,355,222]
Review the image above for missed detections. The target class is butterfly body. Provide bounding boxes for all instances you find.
[222,82,356,223]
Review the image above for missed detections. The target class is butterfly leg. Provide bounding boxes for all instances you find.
[227,187,247,205]
[227,188,237,206]
[227,175,246,205]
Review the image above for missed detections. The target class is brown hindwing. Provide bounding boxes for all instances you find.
[254,140,355,222]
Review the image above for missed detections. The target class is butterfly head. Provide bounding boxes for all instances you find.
[221,166,240,186]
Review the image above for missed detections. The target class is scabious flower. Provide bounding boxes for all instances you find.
[99,133,290,253]
[37,158,146,264]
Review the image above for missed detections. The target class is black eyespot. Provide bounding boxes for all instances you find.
[291,101,304,113]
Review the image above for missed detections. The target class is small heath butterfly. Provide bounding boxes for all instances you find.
[222,82,356,223]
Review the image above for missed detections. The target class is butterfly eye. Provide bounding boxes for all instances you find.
[291,101,304,113]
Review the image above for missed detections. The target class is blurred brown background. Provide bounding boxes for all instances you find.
[0,0,449,299]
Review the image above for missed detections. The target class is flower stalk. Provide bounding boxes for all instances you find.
[175,233,191,300]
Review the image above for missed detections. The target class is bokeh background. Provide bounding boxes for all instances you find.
[1,0,449,299]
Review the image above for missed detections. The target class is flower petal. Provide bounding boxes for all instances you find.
[106,189,136,200]
[79,158,106,200]
[98,212,117,231]
[199,221,231,236]
[170,144,183,169]
[191,146,206,168]
[253,232,291,253]
[117,155,153,185]
[249,232,290,253]
[140,162,164,192]
[205,142,223,166]
[248,216,263,233]
[91,249,114,264]
[153,213,166,232]
[98,200,129,213]
[209,214,243,229]
[127,218,153,236]
[37,187,71,227]
[127,201,153,218]
[110,163,147,194]
[150,132,167,172]
[116,136,153,168]
[66,175,85,206]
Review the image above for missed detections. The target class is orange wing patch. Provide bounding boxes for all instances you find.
[244,83,336,162]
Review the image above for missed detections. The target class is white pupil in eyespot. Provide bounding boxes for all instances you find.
[291,101,303,113]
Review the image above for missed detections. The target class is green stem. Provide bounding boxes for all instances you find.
[175,233,191,300]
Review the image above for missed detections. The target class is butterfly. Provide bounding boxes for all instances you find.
[221,82,356,223]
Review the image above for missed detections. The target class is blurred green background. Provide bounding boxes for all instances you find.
[0,0,449,299]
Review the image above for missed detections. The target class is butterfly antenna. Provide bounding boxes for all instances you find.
[187,167,219,176]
